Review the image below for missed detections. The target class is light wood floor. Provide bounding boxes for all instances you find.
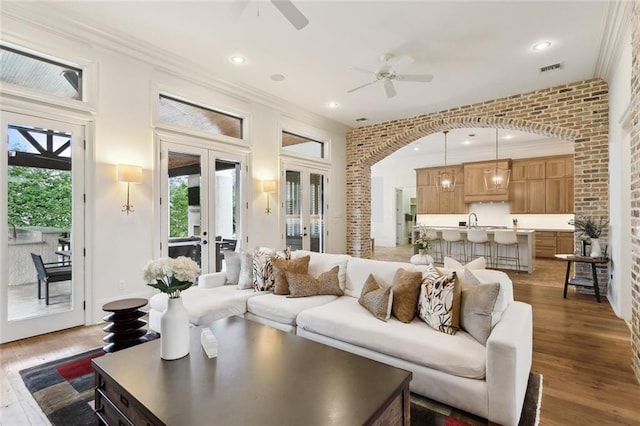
[1,247,639,425]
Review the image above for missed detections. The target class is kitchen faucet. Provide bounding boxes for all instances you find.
[468,213,478,228]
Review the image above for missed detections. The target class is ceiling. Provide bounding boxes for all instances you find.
[30,0,613,129]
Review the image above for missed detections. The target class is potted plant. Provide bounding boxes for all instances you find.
[414,225,434,258]
[569,216,608,257]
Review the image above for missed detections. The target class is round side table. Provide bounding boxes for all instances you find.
[102,298,149,353]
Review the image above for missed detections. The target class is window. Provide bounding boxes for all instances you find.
[158,95,243,139]
[282,131,325,159]
[0,46,82,100]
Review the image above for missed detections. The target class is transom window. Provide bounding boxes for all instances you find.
[282,131,325,159]
[0,45,82,100]
[158,95,243,139]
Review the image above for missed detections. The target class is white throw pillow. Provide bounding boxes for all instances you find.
[443,256,486,270]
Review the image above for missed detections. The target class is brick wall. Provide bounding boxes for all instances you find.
[631,1,640,383]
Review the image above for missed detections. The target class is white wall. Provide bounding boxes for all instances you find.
[607,31,632,320]
[0,8,349,324]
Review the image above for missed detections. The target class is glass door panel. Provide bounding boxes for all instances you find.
[214,159,241,270]
[283,166,326,253]
[285,170,302,250]
[1,112,84,343]
[309,173,324,253]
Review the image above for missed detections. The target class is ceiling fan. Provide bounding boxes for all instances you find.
[234,0,309,30]
[348,54,434,99]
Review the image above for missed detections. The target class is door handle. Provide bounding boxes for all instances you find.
[202,240,208,245]
[303,233,308,237]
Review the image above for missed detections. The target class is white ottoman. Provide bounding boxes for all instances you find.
[410,254,434,265]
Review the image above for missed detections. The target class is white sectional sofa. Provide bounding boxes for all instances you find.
[148,250,532,426]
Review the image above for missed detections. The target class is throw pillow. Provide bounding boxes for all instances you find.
[222,249,241,285]
[443,256,486,270]
[237,250,254,290]
[272,255,311,295]
[458,267,482,289]
[390,268,424,323]
[419,263,440,286]
[460,283,500,345]
[250,247,291,292]
[418,271,461,335]
[358,274,393,321]
[285,266,343,298]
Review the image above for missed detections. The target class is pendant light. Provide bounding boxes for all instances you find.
[437,130,456,192]
[484,128,511,191]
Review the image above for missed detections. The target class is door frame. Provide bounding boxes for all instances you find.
[0,109,89,343]
[156,130,249,272]
[281,159,330,253]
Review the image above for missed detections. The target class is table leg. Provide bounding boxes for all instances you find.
[591,263,601,303]
[563,261,571,299]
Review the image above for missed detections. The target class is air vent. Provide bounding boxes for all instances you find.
[355,117,368,122]
[540,63,562,73]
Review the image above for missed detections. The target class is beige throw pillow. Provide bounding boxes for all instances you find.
[443,256,486,270]
[285,266,343,298]
[460,283,500,345]
[358,274,393,321]
[272,255,310,295]
[390,268,424,323]
[417,272,461,335]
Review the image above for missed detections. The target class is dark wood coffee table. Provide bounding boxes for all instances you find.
[93,316,411,425]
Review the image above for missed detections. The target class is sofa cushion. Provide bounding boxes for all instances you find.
[238,250,254,290]
[443,256,486,270]
[297,297,487,379]
[272,255,310,295]
[358,274,393,321]
[345,257,415,298]
[246,293,338,326]
[390,268,423,323]
[286,266,343,298]
[418,271,461,335]
[222,249,241,284]
[149,285,256,326]
[291,250,350,291]
[460,283,500,345]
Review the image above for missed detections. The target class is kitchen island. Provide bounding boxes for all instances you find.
[413,226,536,273]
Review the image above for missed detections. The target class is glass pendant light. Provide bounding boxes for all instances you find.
[484,128,511,191]
[437,130,456,192]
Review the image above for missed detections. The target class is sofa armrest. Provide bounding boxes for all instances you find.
[486,301,533,426]
[198,272,227,288]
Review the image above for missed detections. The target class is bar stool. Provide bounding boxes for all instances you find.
[441,229,466,263]
[493,230,521,272]
[466,228,492,265]
[425,228,442,263]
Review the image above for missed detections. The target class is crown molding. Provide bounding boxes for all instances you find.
[593,0,632,81]
[0,2,351,135]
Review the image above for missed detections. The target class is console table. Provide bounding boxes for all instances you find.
[101,298,149,352]
[92,317,412,425]
[554,254,610,303]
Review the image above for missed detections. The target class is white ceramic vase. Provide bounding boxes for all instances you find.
[160,296,190,360]
[589,238,602,258]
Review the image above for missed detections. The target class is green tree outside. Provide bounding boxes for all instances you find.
[169,177,188,237]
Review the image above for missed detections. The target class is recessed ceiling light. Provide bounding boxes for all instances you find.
[463,140,472,145]
[504,134,513,140]
[532,41,552,52]
[230,55,246,64]
[270,74,285,81]
[327,101,339,109]
[413,146,420,151]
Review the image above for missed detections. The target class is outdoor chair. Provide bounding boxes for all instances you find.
[30,253,72,305]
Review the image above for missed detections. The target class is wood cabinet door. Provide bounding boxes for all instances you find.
[565,178,574,213]
[439,190,453,213]
[416,186,439,214]
[416,169,431,186]
[535,231,557,258]
[546,158,566,178]
[557,232,575,254]
[564,156,574,177]
[510,180,527,213]
[528,179,546,213]
[511,161,527,181]
[453,185,466,213]
[545,178,566,213]
[527,160,546,179]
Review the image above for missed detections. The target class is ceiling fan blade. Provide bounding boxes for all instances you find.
[395,74,434,82]
[347,80,379,93]
[384,79,397,98]
[350,66,375,75]
[271,0,309,30]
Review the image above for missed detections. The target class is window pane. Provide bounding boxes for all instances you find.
[282,131,324,159]
[0,46,82,100]
[158,95,243,139]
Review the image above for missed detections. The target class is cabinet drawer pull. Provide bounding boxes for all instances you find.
[120,394,129,407]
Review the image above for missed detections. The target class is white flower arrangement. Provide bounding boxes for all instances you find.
[143,256,201,298]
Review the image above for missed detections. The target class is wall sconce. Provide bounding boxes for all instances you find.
[117,164,143,215]
[262,179,277,214]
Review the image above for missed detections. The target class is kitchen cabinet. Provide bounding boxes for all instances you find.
[535,231,575,258]
[415,166,465,214]
[463,160,510,202]
[546,178,568,213]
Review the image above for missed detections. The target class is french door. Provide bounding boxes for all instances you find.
[160,140,245,273]
[282,164,327,253]
[0,111,85,343]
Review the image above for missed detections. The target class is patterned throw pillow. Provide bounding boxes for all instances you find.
[358,274,393,321]
[272,256,311,295]
[252,247,291,292]
[418,271,461,335]
[390,268,423,323]
[285,266,343,298]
